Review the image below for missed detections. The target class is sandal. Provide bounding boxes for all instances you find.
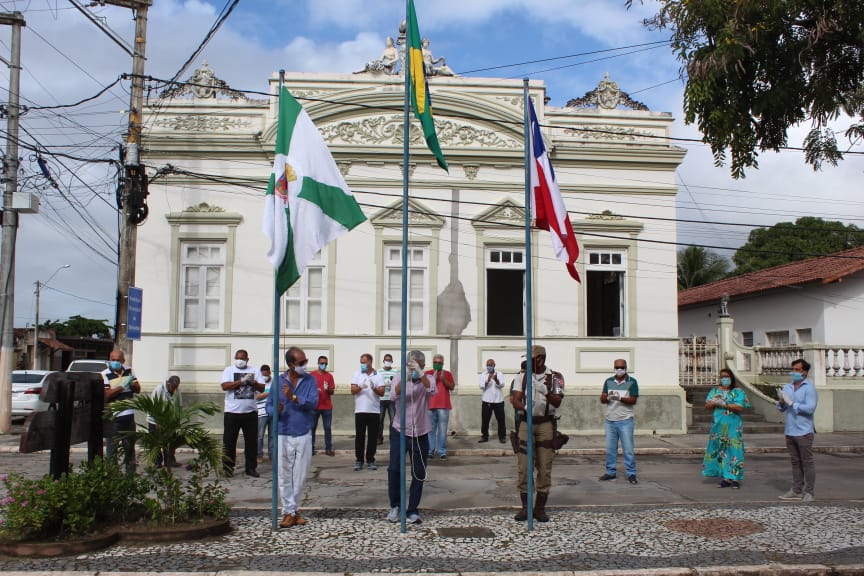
[718,480,732,488]
[731,481,741,489]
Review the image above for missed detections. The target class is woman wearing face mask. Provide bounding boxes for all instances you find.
[702,368,751,488]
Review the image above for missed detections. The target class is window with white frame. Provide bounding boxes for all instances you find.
[384,244,428,333]
[180,242,225,331]
[285,250,326,332]
[586,249,627,337]
[766,330,790,347]
[485,247,525,336]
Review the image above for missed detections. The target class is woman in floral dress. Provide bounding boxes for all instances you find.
[702,368,751,488]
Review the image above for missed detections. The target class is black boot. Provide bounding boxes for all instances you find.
[534,492,549,522]
[514,492,528,521]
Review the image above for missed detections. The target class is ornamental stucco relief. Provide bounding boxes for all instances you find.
[152,115,252,132]
[563,125,656,141]
[319,115,520,149]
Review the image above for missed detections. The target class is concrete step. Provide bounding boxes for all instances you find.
[691,412,768,423]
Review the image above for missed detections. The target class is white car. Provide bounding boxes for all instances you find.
[67,360,109,373]
[11,370,53,419]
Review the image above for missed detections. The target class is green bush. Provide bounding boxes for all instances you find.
[0,459,149,541]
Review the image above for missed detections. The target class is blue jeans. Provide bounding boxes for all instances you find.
[313,409,333,452]
[257,416,272,459]
[427,408,450,456]
[605,417,636,476]
[387,427,429,516]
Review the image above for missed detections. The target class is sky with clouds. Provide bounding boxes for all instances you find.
[1,0,861,331]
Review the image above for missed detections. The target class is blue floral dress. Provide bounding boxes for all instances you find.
[702,387,751,481]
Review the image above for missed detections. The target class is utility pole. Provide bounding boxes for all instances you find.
[33,264,70,370]
[0,12,25,434]
[104,1,151,360]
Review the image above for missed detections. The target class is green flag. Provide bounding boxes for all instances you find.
[406,0,448,172]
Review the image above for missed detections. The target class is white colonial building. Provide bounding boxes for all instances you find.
[134,50,687,435]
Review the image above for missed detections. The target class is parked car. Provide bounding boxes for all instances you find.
[11,370,53,419]
[67,359,109,373]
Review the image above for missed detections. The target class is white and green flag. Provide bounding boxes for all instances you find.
[263,87,367,295]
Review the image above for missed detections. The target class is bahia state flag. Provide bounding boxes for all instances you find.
[528,98,581,282]
[406,0,448,172]
[263,87,367,295]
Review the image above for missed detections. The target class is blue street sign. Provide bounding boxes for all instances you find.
[127,287,143,341]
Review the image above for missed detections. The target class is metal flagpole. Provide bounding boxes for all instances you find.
[270,69,286,531]
[522,78,535,531]
[399,0,411,534]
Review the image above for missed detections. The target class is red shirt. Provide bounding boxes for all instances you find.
[313,370,335,411]
[426,369,454,410]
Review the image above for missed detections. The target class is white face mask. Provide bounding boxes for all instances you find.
[383,361,393,369]
[234,359,247,369]
[293,364,307,376]
[615,368,626,377]
[263,375,271,383]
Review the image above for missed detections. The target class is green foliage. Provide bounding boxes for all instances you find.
[733,217,864,274]
[106,395,224,475]
[678,246,731,289]
[0,459,149,541]
[42,315,112,339]
[629,0,864,177]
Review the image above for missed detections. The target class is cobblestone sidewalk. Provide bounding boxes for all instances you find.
[1,502,862,573]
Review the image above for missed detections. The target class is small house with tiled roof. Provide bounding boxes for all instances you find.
[678,246,864,346]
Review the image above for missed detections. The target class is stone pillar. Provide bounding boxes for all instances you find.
[717,316,735,370]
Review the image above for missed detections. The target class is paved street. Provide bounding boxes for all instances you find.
[0,430,862,574]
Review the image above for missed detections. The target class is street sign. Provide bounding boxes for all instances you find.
[127,286,143,341]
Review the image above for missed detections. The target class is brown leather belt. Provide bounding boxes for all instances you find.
[519,415,554,424]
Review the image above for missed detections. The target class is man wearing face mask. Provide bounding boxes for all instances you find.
[478,358,506,444]
[599,359,639,485]
[221,349,265,478]
[510,345,564,522]
[378,353,398,445]
[351,353,385,470]
[426,353,456,460]
[312,356,336,456]
[268,346,319,528]
[256,365,273,463]
[777,358,819,502]
[102,348,141,473]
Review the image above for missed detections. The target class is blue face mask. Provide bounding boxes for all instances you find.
[109,360,123,371]
[719,377,732,387]
[319,363,327,371]
[486,365,495,373]
[791,371,805,383]
[360,363,368,373]
[411,370,420,380]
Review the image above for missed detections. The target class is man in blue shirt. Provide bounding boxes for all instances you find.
[776,358,819,502]
[267,346,319,528]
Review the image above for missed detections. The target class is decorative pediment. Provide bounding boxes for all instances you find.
[566,73,648,111]
[318,115,521,149]
[159,61,246,100]
[577,210,643,234]
[166,203,242,226]
[472,198,526,229]
[370,198,445,229]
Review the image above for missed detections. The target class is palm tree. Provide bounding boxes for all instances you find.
[106,395,223,475]
[678,246,731,289]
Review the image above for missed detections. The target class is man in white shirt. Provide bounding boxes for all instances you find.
[221,349,265,478]
[351,353,385,471]
[479,358,507,444]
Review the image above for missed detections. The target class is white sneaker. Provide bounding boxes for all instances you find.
[778,489,803,501]
[801,492,815,502]
[387,507,399,523]
[407,513,422,524]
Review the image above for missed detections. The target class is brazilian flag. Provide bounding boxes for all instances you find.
[406,0,448,172]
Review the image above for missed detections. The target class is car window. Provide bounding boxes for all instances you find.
[12,373,46,384]
[68,361,108,372]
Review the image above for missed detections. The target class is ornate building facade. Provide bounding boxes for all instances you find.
[136,56,687,434]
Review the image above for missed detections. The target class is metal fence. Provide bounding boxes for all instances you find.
[679,337,719,387]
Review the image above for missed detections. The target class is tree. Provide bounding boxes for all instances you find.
[43,315,112,339]
[678,246,731,289]
[629,0,864,178]
[733,216,864,274]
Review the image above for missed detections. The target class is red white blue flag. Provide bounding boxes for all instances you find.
[528,99,581,282]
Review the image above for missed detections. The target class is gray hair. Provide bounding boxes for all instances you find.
[407,350,425,368]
